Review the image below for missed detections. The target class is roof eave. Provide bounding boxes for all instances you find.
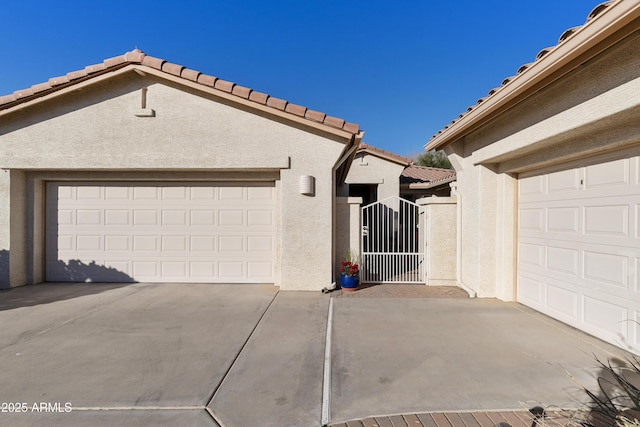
[425,0,640,151]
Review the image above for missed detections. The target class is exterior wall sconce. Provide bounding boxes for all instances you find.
[299,175,315,196]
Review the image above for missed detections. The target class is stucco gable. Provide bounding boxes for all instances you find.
[356,143,413,166]
[0,49,361,139]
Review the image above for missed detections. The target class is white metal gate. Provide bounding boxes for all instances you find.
[361,197,424,283]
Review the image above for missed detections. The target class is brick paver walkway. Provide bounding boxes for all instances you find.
[329,410,576,427]
[333,284,469,299]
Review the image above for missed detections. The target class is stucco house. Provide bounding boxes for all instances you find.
[0,49,364,291]
[426,0,640,353]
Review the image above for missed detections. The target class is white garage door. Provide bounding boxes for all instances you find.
[46,182,277,283]
[518,155,640,352]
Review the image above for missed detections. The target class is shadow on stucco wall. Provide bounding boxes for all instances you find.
[0,250,8,290]
[48,259,135,283]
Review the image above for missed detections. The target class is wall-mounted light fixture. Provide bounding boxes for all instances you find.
[299,175,315,196]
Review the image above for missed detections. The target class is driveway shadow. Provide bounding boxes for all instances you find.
[0,282,133,311]
[0,251,135,310]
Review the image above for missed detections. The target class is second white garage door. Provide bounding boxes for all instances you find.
[518,154,640,352]
[46,182,277,283]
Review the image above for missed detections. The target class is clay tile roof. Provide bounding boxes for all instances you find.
[588,2,612,20]
[428,0,616,143]
[357,143,413,166]
[232,85,251,99]
[0,48,360,136]
[249,90,269,104]
[285,102,306,117]
[266,96,287,110]
[48,75,70,87]
[323,116,345,129]
[161,62,184,77]
[400,165,456,186]
[214,79,235,93]
[197,74,217,87]
[305,109,326,123]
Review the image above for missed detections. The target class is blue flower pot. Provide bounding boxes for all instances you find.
[339,274,359,291]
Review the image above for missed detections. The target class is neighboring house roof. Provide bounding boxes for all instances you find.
[354,142,456,189]
[425,0,638,150]
[356,143,413,166]
[0,49,361,137]
[401,165,456,190]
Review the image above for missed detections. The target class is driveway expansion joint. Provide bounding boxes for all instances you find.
[205,290,280,411]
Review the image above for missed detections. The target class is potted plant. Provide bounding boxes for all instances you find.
[339,251,360,292]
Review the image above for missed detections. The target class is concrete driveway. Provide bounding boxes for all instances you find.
[0,283,630,426]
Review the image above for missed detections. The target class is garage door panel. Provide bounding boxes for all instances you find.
[519,175,545,196]
[518,155,640,353]
[547,206,579,233]
[519,208,544,231]
[583,296,628,341]
[46,182,276,283]
[547,246,579,276]
[584,205,628,236]
[584,250,628,288]
[546,285,578,320]
[548,168,580,193]
[517,274,545,305]
[518,242,545,268]
[585,158,630,188]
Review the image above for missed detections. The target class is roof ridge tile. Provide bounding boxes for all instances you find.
[214,79,235,93]
[305,109,326,123]
[196,74,217,87]
[161,62,185,77]
[231,85,252,99]
[141,55,165,70]
[266,96,287,110]
[48,75,70,87]
[180,68,201,82]
[249,90,269,104]
[285,102,307,117]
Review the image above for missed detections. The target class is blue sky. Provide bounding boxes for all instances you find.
[1,1,601,157]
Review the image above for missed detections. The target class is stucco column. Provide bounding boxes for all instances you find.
[494,173,518,301]
[0,170,27,288]
[474,164,518,300]
[335,197,362,279]
[0,170,9,288]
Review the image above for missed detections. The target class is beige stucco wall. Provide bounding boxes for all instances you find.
[0,72,350,290]
[417,196,457,286]
[444,30,640,300]
[335,197,362,281]
[345,153,404,201]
